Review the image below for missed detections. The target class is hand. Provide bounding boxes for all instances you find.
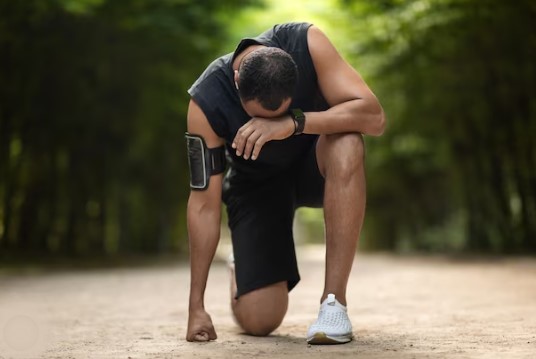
[186,308,217,342]
[232,115,295,160]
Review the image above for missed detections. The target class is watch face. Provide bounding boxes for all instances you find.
[291,108,304,119]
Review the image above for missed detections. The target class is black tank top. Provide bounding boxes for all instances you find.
[188,22,328,181]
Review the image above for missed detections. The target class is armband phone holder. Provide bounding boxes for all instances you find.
[185,133,226,190]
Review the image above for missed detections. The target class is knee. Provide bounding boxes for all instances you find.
[240,315,284,336]
[322,133,365,179]
[233,282,288,337]
[237,302,286,336]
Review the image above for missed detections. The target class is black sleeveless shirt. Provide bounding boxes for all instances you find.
[188,22,328,181]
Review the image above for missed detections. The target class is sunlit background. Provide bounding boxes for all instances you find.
[1,0,535,264]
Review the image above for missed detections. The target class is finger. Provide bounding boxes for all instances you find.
[232,122,252,150]
[231,124,248,149]
[194,332,209,342]
[186,332,201,342]
[251,135,267,161]
[243,130,263,160]
[233,122,256,156]
[232,126,245,149]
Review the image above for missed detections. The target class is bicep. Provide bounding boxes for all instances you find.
[186,99,225,206]
[187,99,225,148]
[307,26,377,106]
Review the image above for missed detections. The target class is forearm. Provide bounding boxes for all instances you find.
[187,196,221,311]
[303,98,385,136]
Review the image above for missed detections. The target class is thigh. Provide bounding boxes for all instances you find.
[225,174,300,298]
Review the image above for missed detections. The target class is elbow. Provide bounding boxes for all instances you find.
[187,192,221,217]
[375,109,386,136]
[369,104,386,137]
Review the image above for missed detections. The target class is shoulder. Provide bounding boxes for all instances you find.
[188,53,235,140]
[273,22,312,41]
[306,25,341,66]
[274,22,313,35]
[188,53,232,96]
[306,25,330,52]
[267,22,313,54]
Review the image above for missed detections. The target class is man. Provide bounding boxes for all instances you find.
[185,22,385,345]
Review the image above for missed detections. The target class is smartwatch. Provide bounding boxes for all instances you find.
[289,108,306,135]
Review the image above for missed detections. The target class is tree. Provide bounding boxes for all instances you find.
[0,0,256,257]
[344,0,536,252]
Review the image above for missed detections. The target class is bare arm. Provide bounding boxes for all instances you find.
[231,25,385,161]
[186,99,225,342]
[305,26,386,136]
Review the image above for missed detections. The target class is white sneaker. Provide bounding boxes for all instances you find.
[307,293,353,344]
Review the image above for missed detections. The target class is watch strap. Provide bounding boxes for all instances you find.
[289,108,305,135]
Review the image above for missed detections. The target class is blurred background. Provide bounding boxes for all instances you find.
[1,0,535,265]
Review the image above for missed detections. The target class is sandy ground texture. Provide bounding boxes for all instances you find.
[1,245,536,359]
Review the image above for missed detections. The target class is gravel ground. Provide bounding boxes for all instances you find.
[1,245,535,359]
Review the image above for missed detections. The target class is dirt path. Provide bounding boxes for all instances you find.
[1,245,535,358]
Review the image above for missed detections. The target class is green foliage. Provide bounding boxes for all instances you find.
[59,0,105,14]
[0,0,255,257]
[1,0,534,258]
[344,0,536,252]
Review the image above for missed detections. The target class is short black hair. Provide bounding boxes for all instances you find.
[237,47,298,111]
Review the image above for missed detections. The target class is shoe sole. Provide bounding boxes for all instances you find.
[307,332,353,345]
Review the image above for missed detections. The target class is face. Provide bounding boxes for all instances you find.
[240,97,292,118]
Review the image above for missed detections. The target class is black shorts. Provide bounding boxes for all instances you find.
[223,142,325,298]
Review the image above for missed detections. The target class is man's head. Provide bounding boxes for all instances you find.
[235,47,298,117]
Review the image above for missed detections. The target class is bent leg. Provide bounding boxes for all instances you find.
[316,133,366,305]
[224,172,299,336]
[229,267,288,336]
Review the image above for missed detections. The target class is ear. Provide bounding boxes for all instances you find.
[234,70,239,90]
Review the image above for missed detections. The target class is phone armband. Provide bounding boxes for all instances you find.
[185,133,226,190]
